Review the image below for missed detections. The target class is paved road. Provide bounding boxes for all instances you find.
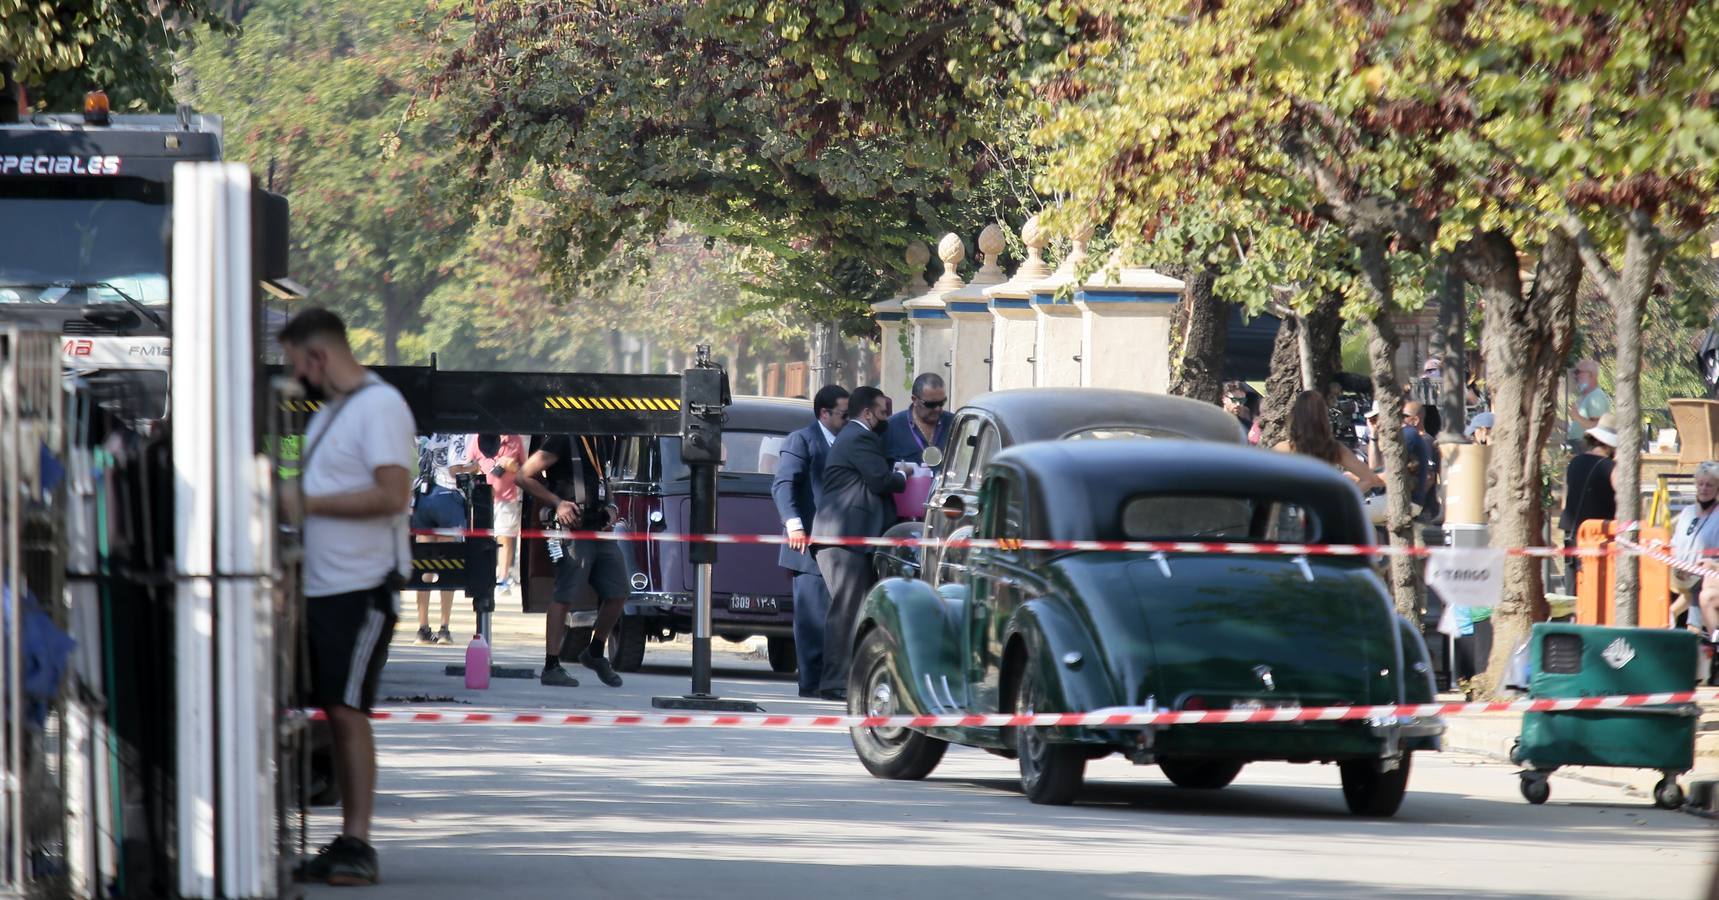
[302,624,1718,900]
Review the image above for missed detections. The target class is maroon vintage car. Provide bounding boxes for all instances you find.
[599,396,811,672]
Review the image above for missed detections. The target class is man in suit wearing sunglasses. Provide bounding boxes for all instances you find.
[883,372,955,468]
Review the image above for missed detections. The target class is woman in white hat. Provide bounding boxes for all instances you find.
[1671,461,1719,635]
[1559,414,1618,594]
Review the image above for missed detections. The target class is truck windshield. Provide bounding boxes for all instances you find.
[0,180,170,307]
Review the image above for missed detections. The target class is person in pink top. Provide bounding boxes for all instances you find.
[469,434,526,592]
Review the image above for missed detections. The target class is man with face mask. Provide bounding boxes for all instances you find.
[811,385,905,701]
[278,308,416,886]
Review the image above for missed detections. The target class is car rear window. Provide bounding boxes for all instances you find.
[1065,427,1167,441]
[1119,495,1319,543]
[659,431,787,480]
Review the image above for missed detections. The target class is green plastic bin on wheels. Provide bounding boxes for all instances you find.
[1511,622,1699,808]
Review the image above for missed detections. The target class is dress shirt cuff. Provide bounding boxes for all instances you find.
[785,517,804,533]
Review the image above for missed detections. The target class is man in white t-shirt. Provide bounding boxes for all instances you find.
[280,308,415,887]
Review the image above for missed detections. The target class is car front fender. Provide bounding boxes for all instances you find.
[1009,598,1119,722]
[854,577,964,715]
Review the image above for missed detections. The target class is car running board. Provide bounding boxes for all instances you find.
[922,673,964,715]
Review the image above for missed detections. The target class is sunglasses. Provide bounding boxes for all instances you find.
[1226,395,1247,404]
[918,398,946,410]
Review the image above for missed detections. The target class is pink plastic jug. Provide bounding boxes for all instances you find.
[894,469,933,520]
[465,634,491,690]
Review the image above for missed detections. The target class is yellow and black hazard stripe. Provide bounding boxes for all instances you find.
[543,396,681,412]
[412,558,466,571]
[278,399,325,413]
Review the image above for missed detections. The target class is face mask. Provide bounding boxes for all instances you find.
[1702,498,1717,512]
[872,417,890,435]
[298,376,326,403]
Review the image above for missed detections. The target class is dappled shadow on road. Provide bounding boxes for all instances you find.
[296,715,1713,900]
[308,855,1578,900]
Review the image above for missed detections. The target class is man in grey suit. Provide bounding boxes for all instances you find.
[770,384,849,698]
[812,385,906,701]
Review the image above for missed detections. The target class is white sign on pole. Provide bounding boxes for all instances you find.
[1428,547,1506,636]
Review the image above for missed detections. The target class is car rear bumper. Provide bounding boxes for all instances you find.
[625,591,795,636]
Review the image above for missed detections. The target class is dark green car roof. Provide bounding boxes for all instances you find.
[961,389,1246,446]
[990,439,1375,547]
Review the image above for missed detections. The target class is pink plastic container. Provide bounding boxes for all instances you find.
[465,634,491,690]
[894,470,933,520]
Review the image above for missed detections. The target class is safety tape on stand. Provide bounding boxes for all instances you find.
[412,527,1629,559]
[303,691,1701,729]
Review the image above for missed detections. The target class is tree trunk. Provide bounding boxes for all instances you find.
[1168,266,1227,403]
[1431,254,1468,442]
[1604,218,1666,625]
[1462,230,1582,697]
[606,328,625,371]
[1259,292,1342,449]
[1350,234,1421,621]
[1365,312,1422,622]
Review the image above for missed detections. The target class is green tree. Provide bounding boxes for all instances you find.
[184,0,467,363]
[430,0,1060,324]
[2,0,229,112]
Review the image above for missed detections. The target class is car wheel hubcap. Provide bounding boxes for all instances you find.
[866,662,906,743]
[1017,678,1045,785]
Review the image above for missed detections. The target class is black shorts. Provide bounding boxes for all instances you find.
[307,585,397,713]
[552,539,630,603]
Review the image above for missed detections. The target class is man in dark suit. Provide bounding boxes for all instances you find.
[812,385,906,700]
[770,384,849,698]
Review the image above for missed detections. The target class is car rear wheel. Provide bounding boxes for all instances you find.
[767,636,797,674]
[1011,662,1085,805]
[606,615,648,672]
[848,630,947,780]
[1159,758,1244,790]
[1340,753,1412,817]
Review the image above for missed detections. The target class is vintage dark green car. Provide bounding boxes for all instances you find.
[847,439,1443,815]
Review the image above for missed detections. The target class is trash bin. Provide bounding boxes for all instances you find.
[1511,622,1698,809]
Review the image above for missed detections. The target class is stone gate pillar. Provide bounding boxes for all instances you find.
[902,233,965,398]
[945,223,1007,405]
[984,216,1051,391]
[1075,255,1182,392]
[1029,223,1092,388]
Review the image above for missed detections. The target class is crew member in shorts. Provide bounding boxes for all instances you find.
[279,308,415,887]
[516,433,629,688]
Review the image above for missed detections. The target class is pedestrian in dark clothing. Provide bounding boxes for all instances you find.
[1561,414,1619,594]
[517,433,629,689]
[812,386,905,700]
[884,372,955,466]
[770,384,849,698]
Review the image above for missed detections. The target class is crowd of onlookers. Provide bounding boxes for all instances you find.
[1228,353,1718,641]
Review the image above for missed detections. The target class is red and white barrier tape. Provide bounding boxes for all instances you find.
[1616,535,1715,580]
[412,527,1628,559]
[306,690,1699,729]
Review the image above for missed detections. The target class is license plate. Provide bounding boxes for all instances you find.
[728,595,780,613]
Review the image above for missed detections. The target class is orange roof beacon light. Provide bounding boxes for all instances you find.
[83,90,110,125]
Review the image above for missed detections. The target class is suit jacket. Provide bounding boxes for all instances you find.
[770,422,832,573]
[812,420,907,552]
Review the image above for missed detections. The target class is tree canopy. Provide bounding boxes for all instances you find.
[2,0,230,111]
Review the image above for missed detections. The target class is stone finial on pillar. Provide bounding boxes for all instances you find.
[1018,215,1052,281]
[903,240,932,294]
[975,223,1007,284]
[933,233,967,292]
